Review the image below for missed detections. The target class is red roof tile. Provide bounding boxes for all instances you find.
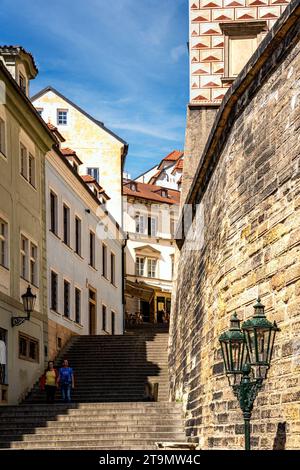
[172,159,184,174]
[81,175,110,199]
[123,181,180,205]
[163,150,184,162]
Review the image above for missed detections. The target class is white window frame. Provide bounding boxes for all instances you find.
[148,216,158,237]
[89,230,96,268]
[136,256,145,277]
[63,203,71,246]
[75,287,81,324]
[0,218,8,269]
[28,153,36,188]
[20,235,29,281]
[50,190,58,235]
[136,214,145,234]
[75,216,82,256]
[30,242,38,287]
[20,143,28,180]
[147,258,157,279]
[57,109,68,126]
[50,269,58,312]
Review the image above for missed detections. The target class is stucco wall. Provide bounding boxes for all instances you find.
[170,18,300,449]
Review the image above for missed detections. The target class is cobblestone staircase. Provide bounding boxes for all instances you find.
[0,326,186,450]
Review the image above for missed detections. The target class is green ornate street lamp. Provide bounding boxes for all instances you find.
[219,299,279,450]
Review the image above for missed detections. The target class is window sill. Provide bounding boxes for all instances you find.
[0,264,9,272]
[74,252,84,261]
[0,151,7,161]
[62,241,73,252]
[102,275,109,282]
[19,355,39,364]
[89,264,97,272]
[20,174,37,192]
[49,230,60,240]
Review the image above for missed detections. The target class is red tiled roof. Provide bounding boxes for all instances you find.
[47,123,66,143]
[60,147,83,165]
[163,150,184,162]
[81,175,110,200]
[123,181,180,205]
[171,158,184,174]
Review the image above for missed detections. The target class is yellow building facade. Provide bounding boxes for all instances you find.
[0,49,56,405]
[32,87,128,226]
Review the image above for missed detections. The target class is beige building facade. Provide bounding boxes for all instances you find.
[32,87,128,226]
[0,49,56,405]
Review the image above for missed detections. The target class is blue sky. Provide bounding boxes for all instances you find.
[0,0,189,178]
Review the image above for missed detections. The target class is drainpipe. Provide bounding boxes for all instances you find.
[121,233,128,335]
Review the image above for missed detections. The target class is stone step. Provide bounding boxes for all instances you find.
[0,438,182,449]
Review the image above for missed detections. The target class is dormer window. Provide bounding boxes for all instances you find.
[130,182,137,191]
[19,73,26,94]
[161,189,168,198]
[36,108,43,117]
[87,167,99,182]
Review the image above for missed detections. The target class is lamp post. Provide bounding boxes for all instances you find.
[11,285,36,327]
[219,299,279,450]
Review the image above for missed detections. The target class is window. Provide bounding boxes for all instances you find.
[63,204,70,246]
[0,118,6,155]
[50,271,58,312]
[0,219,8,269]
[130,182,137,191]
[87,168,99,182]
[20,235,29,280]
[111,311,116,336]
[75,217,81,256]
[19,333,39,362]
[136,214,145,234]
[102,244,107,277]
[220,22,267,80]
[28,154,36,187]
[75,288,81,324]
[147,258,157,278]
[102,305,107,331]
[50,191,58,234]
[111,252,115,285]
[57,109,68,126]
[19,73,26,94]
[36,108,43,117]
[136,257,145,277]
[63,280,70,318]
[20,144,27,179]
[148,217,157,237]
[89,231,95,267]
[30,242,38,286]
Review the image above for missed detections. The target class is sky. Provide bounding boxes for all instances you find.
[0,0,189,178]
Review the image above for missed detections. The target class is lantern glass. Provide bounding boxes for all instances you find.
[22,286,36,316]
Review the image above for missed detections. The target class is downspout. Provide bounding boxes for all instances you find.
[121,234,128,335]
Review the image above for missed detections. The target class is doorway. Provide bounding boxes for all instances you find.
[88,288,97,335]
[141,301,150,323]
[0,328,7,385]
[111,311,116,335]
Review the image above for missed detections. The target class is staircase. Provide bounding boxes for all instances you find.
[0,326,187,450]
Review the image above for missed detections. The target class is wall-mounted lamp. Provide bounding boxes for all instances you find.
[11,285,36,327]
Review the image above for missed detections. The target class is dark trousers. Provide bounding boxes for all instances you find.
[0,364,5,384]
[61,383,72,402]
[45,385,56,403]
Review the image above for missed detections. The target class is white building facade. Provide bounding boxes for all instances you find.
[123,181,180,324]
[46,146,125,360]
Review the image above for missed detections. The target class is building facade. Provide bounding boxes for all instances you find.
[31,87,128,226]
[135,150,184,191]
[0,48,56,405]
[123,180,180,324]
[46,133,125,360]
[170,0,300,450]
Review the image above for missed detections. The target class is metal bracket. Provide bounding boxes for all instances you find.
[11,316,28,327]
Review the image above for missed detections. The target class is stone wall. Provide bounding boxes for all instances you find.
[170,2,300,450]
[181,106,218,205]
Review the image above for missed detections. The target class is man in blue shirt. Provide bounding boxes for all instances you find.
[59,359,74,403]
